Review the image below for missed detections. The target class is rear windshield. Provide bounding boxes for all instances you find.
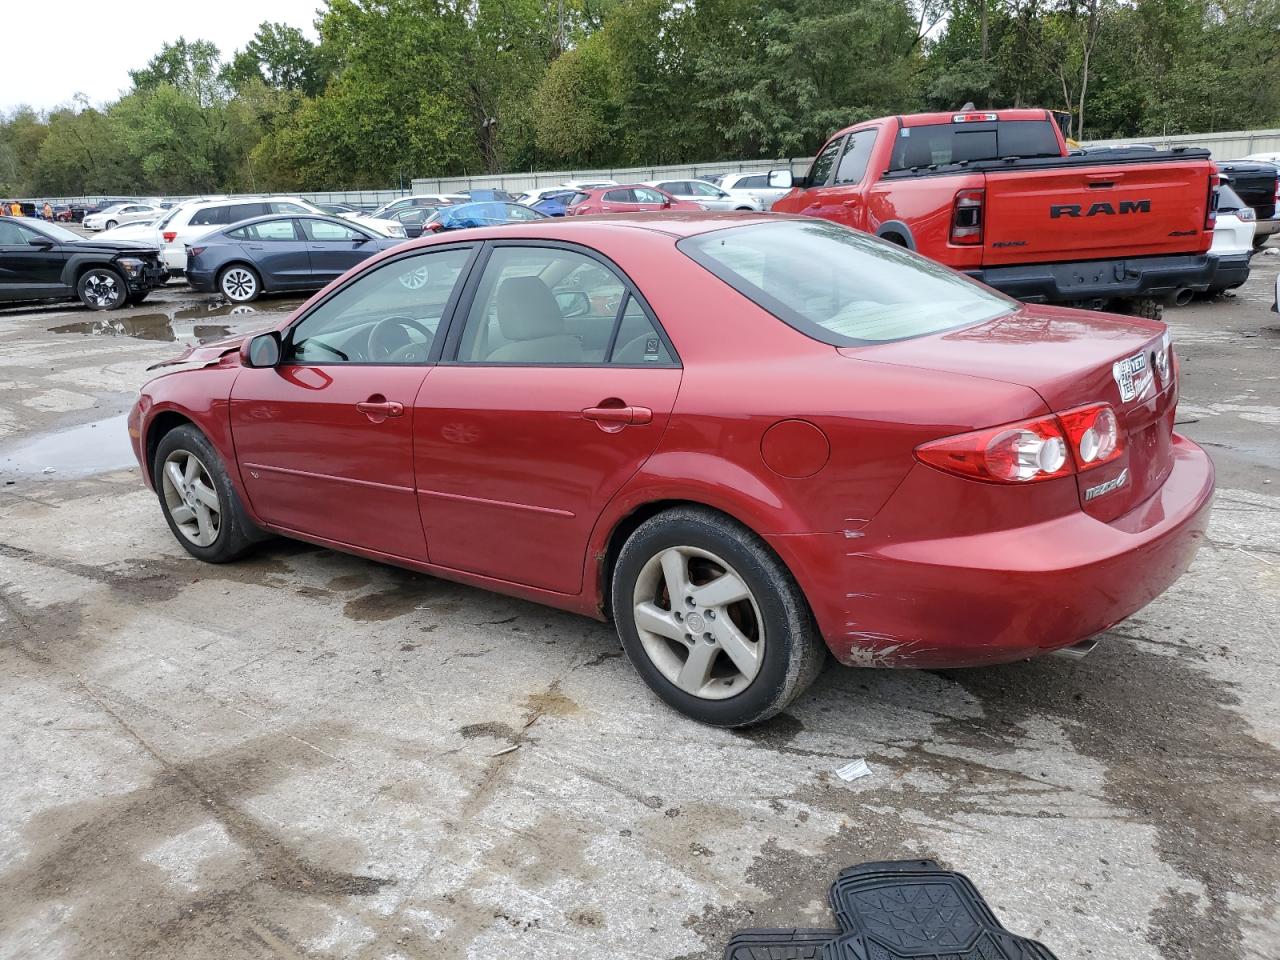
[890,120,1061,170]
[678,220,1015,345]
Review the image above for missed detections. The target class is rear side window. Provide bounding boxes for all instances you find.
[834,130,876,184]
[228,202,268,222]
[890,120,1060,170]
[679,219,1014,345]
[738,175,769,188]
[189,205,230,227]
[603,189,634,203]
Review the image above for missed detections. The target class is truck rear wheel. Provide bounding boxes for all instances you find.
[1115,297,1162,321]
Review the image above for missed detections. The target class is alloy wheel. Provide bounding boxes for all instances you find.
[82,271,121,308]
[631,545,764,700]
[160,450,222,547]
[221,268,257,302]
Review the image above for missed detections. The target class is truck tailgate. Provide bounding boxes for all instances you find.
[982,160,1213,266]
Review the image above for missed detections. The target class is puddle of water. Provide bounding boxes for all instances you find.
[48,299,299,344]
[0,414,135,480]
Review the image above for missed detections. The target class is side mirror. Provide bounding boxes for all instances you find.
[768,169,794,189]
[662,199,672,208]
[27,236,53,248]
[241,331,281,368]
[352,236,369,245]
[719,191,730,199]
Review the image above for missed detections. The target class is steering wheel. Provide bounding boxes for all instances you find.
[367,315,434,363]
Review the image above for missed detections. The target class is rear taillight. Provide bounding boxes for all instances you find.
[916,414,1070,483]
[163,231,177,243]
[1205,175,1218,230]
[187,246,206,257]
[916,403,1126,484]
[1238,207,1256,222]
[950,189,984,245]
[1056,403,1123,471]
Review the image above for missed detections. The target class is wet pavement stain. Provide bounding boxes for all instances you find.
[47,300,301,345]
[0,413,134,479]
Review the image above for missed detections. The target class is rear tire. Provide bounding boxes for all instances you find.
[219,264,261,303]
[611,506,827,727]
[1115,297,1163,321]
[154,425,260,563]
[77,268,128,311]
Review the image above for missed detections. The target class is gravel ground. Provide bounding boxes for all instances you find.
[1,248,1278,960]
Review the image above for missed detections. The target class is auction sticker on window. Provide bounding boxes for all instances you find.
[1112,351,1153,403]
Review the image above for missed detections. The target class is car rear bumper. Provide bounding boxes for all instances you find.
[769,434,1214,669]
[1208,253,1251,291]
[185,269,217,292]
[1254,217,1279,239]
[967,253,1216,303]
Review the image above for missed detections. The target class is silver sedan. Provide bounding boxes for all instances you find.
[646,179,762,212]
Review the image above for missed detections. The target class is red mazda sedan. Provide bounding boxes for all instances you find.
[129,214,1214,726]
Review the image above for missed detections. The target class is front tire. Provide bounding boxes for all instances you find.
[104,220,118,230]
[219,264,261,303]
[154,425,259,563]
[77,268,128,311]
[612,506,827,727]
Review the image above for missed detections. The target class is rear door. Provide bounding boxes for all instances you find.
[415,242,681,593]
[234,218,312,288]
[598,188,636,213]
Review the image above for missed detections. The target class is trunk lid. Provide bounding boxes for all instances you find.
[981,159,1214,265]
[842,305,1178,520]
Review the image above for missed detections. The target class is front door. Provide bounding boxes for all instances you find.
[299,217,380,283]
[0,221,67,300]
[416,243,682,594]
[229,244,476,560]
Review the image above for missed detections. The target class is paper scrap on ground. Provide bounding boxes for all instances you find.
[835,758,872,782]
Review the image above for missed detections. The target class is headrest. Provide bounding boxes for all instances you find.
[496,276,564,341]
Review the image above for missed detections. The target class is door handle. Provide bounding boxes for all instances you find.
[582,405,652,425]
[356,399,404,419]
[842,199,860,207]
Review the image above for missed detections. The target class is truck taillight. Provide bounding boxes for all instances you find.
[950,189,984,245]
[1205,175,1218,230]
[916,403,1126,484]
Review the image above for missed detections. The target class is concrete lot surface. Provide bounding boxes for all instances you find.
[2,254,1278,960]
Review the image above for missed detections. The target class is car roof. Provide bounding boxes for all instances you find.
[411,210,785,243]
[215,212,371,230]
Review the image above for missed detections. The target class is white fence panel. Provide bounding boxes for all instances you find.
[1082,129,1280,160]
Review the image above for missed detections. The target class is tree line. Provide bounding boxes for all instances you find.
[2,0,1277,198]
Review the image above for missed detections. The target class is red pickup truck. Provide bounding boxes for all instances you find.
[769,109,1221,317]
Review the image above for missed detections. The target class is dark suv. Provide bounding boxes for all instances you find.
[0,216,167,310]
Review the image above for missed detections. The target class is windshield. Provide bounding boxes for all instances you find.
[679,219,1016,345]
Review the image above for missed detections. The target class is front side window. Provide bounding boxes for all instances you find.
[301,219,364,241]
[634,188,668,204]
[680,219,1015,345]
[455,246,670,365]
[284,247,472,364]
[807,136,845,187]
[688,181,721,197]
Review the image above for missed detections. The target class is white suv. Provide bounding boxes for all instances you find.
[149,196,405,273]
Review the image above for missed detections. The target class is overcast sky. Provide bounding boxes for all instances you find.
[1,0,323,112]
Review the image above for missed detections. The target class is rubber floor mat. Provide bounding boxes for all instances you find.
[723,928,841,959]
[827,860,1059,959]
